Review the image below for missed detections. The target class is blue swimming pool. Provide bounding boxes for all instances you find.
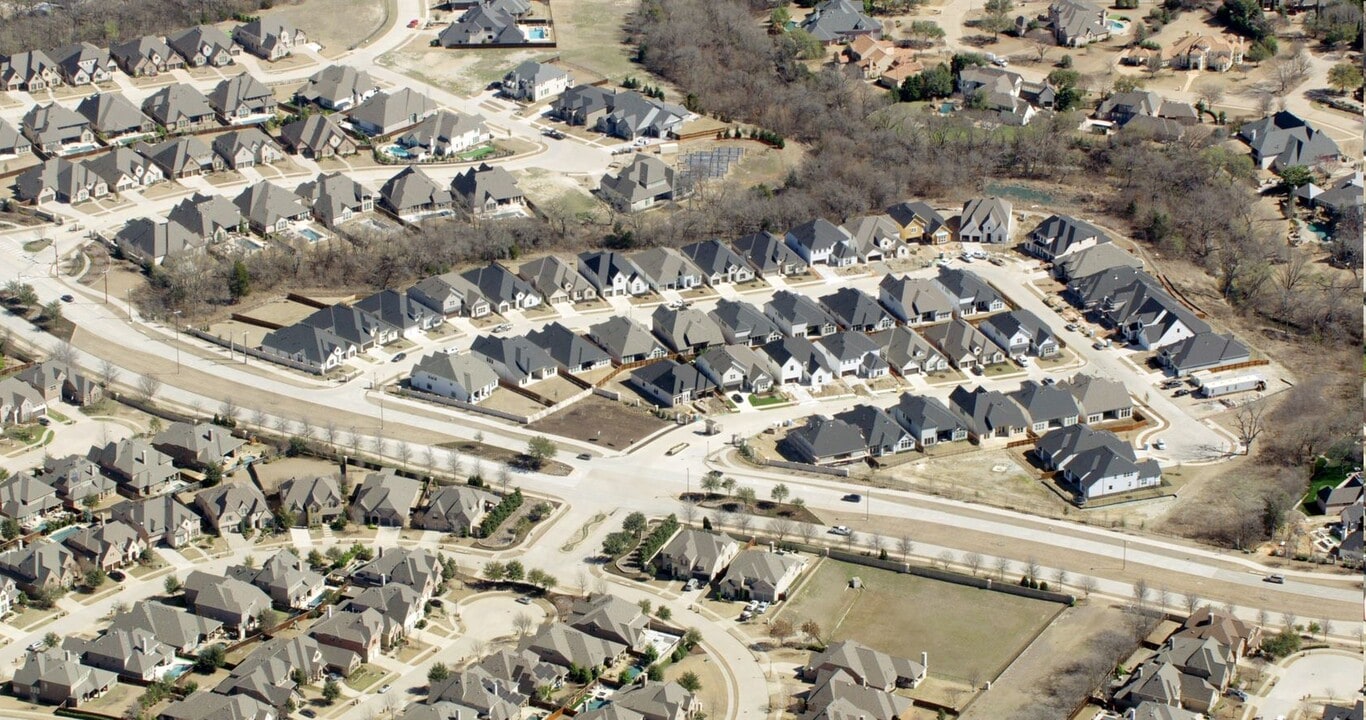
[381,144,415,160]
[1306,221,1333,241]
[298,228,323,242]
[582,699,610,711]
[47,525,81,542]
[527,27,548,40]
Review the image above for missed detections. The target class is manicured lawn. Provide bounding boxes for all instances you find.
[778,559,1060,684]
[748,393,788,408]
[459,145,497,161]
[1301,458,1356,513]
[343,664,386,692]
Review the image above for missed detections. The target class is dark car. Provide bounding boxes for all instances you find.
[391,352,407,363]
[842,493,861,503]
[300,710,318,718]
[1173,388,1191,397]
[108,570,126,582]
[60,294,74,302]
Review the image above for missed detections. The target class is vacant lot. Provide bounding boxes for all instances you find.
[252,456,341,494]
[778,559,1060,683]
[268,0,391,54]
[527,394,669,449]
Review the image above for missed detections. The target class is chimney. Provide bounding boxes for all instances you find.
[921,652,928,672]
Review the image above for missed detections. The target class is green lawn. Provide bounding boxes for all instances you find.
[459,145,497,161]
[1301,459,1355,513]
[748,393,788,408]
[779,559,1060,683]
[343,664,386,692]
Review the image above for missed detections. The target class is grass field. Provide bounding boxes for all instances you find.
[778,559,1060,683]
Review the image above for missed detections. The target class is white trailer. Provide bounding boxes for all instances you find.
[1195,373,1266,398]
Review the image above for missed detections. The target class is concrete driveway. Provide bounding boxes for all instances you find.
[1252,650,1364,720]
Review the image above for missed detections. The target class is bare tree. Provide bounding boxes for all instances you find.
[423,446,438,477]
[680,500,699,527]
[1282,611,1298,632]
[867,533,885,556]
[1156,586,1172,613]
[769,517,794,541]
[1025,557,1041,584]
[136,374,161,403]
[348,427,363,460]
[49,339,78,366]
[1270,45,1312,95]
[1318,616,1332,639]
[994,556,1011,581]
[250,408,268,430]
[1195,81,1224,108]
[513,612,534,637]
[1132,579,1150,613]
[97,358,119,389]
[796,521,817,545]
[714,509,734,532]
[1053,568,1068,592]
[898,535,914,561]
[1256,608,1271,629]
[446,450,464,479]
[1184,591,1201,616]
[298,417,316,440]
[273,415,291,435]
[844,530,859,552]
[937,550,955,570]
[1234,401,1268,455]
[219,398,239,423]
[964,551,983,576]
[324,421,339,448]
[396,440,413,471]
[1031,39,1050,63]
[1079,575,1098,598]
[734,512,754,539]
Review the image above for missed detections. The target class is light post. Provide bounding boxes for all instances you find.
[171,310,181,373]
[101,268,108,304]
[241,331,248,363]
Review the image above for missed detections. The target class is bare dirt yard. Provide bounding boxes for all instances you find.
[526,394,670,449]
[269,0,393,55]
[251,455,342,495]
[777,558,1061,687]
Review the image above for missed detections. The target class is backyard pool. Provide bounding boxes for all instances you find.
[47,525,82,542]
[1106,17,1130,33]
[380,144,416,160]
[581,699,611,711]
[527,27,548,40]
[161,660,193,680]
[298,227,324,242]
[1306,221,1333,241]
[60,143,99,156]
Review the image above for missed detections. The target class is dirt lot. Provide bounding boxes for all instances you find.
[662,648,730,719]
[270,0,393,54]
[379,36,550,97]
[234,298,320,328]
[252,455,342,495]
[777,558,1060,685]
[878,450,1061,516]
[527,374,584,403]
[483,387,549,416]
[526,394,670,449]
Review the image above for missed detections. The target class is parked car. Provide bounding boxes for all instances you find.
[988,256,1005,266]
[108,570,126,582]
[971,365,984,375]
[1263,574,1285,584]
[516,596,532,605]
[492,323,513,333]
[1153,438,1167,450]
[391,352,407,362]
[1173,388,1191,397]
[576,453,592,461]
[739,610,752,621]
[829,525,852,536]
[407,18,419,28]
[756,601,770,614]
[1226,688,1249,701]
[1014,354,1030,366]
[379,684,391,694]
[684,578,698,591]
[1092,341,1107,350]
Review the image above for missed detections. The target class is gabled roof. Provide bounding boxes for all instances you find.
[471,334,558,379]
[762,336,834,375]
[958,197,1013,235]
[352,469,424,520]
[141,83,215,124]
[75,93,151,134]
[298,172,373,227]
[709,299,780,342]
[1055,243,1140,280]
[832,405,908,452]
[878,325,946,370]
[1158,331,1249,372]
[209,73,273,115]
[807,639,925,689]
[934,266,1004,308]
[1238,110,1341,168]
[137,136,219,177]
[980,309,1055,347]
[280,113,354,155]
[84,147,160,186]
[299,65,377,105]
[451,162,520,210]
[788,218,853,253]
[789,415,867,459]
[108,600,222,650]
[262,323,352,364]
[1061,373,1131,417]
[161,690,275,720]
[234,181,309,227]
[885,201,946,233]
[802,669,912,720]
[21,102,89,144]
[185,570,273,617]
[1009,380,1081,424]
[949,385,1028,435]
[590,316,664,359]
[652,306,725,350]
[420,485,496,531]
[349,88,437,133]
[438,3,525,45]
[517,255,594,299]
[613,681,696,720]
[894,394,964,434]
[65,626,175,678]
[731,231,806,274]
[504,60,569,87]
[279,474,345,514]
[524,621,626,669]
[167,24,236,60]
[1027,214,1109,253]
[723,548,804,587]
[195,482,270,526]
[633,247,702,287]
[211,126,281,160]
[630,360,716,397]
[109,495,199,540]
[153,421,246,465]
[659,529,737,575]
[819,288,889,329]
[602,154,678,203]
[799,0,881,41]
[411,351,500,392]
[0,541,74,585]
[381,166,452,210]
[525,322,611,370]
[680,239,748,276]
[12,649,115,701]
[879,275,954,318]
[569,593,648,647]
[109,35,176,70]
[817,330,881,363]
[767,290,839,329]
[460,263,539,306]
[401,110,488,148]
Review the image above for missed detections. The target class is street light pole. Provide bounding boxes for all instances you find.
[172,310,181,373]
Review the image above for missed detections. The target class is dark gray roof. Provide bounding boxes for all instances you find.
[788,416,867,458]
[208,72,273,116]
[980,308,1055,347]
[885,201,946,234]
[787,218,852,254]
[135,136,217,177]
[731,232,806,274]
[816,330,880,363]
[709,299,780,343]
[517,255,594,299]
[280,113,353,155]
[799,0,881,41]
[298,65,377,106]
[651,306,725,351]
[471,335,558,378]
[452,162,520,209]
[75,92,151,135]
[630,359,716,397]
[766,290,839,329]
[234,181,309,227]
[680,239,748,277]
[602,154,678,203]
[525,322,610,370]
[1158,332,1250,372]
[459,263,539,306]
[894,394,965,435]
[1009,380,1082,424]
[819,287,889,329]
[141,83,215,125]
[949,385,1028,435]
[832,405,908,452]
[1238,110,1341,169]
[762,336,833,374]
[297,172,373,227]
[1027,214,1109,254]
[934,266,1004,309]
[381,166,452,212]
[588,316,663,360]
[349,88,436,133]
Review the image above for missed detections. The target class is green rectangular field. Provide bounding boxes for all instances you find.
[779,559,1060,683]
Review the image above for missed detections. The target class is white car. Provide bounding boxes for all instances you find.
[829,525,852,536]
[1153,438,1167,450]
[1014,354,1030,366]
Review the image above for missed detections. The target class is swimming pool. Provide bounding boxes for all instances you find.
[1106,17,1130,32]
[381,144,416,160]
[527,27,548,40]
[47,525,82,542]
[61,143,99,156]
[161,660,193,680]
[1306,221,1333,241]
[298,228,323,242]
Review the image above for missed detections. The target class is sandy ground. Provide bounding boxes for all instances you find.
[268,0,392,54]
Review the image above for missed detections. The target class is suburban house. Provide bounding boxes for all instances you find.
[0,473,60,525]
[524,622,626,672]
[710,299,782,347]
[578,251,650,297]
[75,93,155,142]
[0,541,80,594]
[656,529,740,580]
[695,344,777,393]
[799,0,881,44]
[1067,264,1152,309]
[1035,425,1161,503]
[300,303,398,352]
[1095,91,1198,128]
[834,404,914,457]
[21,103,94,156]
[437,1,532,46]
[0,118,33,156]
[398,110,491,158]
[651,306,726,355]
[525,322,612,373]
[348,88,438,136]
[731,231,808,277]
[501,60,571,102]
[817,331,887,379]
[765,290,839,338]
[805,640,927,690]
[109,35,184,77]
[352,547,442,601]
[452,163,524,216]
[140,83,218,131]
[957,197,1014,244]
[1177,606,1262,660]
[613,682,700,720]
[679,239,755,285]
[892,394,968,449]
[259,323,356,372]
[569,593,649,650]
[167,25,239,67]
[1237,110,1341,171]
[459,263,542,313]
[234,17,308,60]
[1025,214,1110,261]
[11,649,116,706]
[600,154,688,212]
[42,454,117,508]
[84,147,166,192]
[842,213,906,260]
[885,201,951,244]
[1061,373,1133,424]
[152,422,245,470]
[1054,242,1141,282]
[350,469,424,527]
[280,114,359,159]
[61,520,146,572]
[819,288,894,333]
[629,360,718,407]
[414,485,496,536]
[136,136,224,178]
[183,571,273,637]
[51,42,116,85]
[634,246,704,292]
[410,351,500,403]
[933,267,1007,316]
[803,668,912,720]
[552,84,616,126]
[1101,275,1210,350]
[226,549,325,609]
[760,336,835,388]
[475,647,564,697]
[427,666,526,718]
[878,275,955,326]
[0,377,47,426]
[595,91,688,140]
[470,335,559,386]
[209,73,277,123]
[948,385,1029,443]
[297,64,379,110]
[842,35,923,88]
[409,273,475,317]
[786,415,869,465]
[1168,33,1245,71]
[718,549,807,601]
[785,218,859,266]
[194,482,272,534]
[214,635,325,704]
[108,600,223,654]
[92,438,178,498]
[15,159,107,205]
[1157,332,1250,374]
[979,309,1059,358]
[379,166,454,219]
[342,583,425,638]
[1010,380,1083,433]
[588,316,667,364]
[1048,0,1109,46]
[298,173,376,229]
[234,181,311,233]
[277,474,346,527]
[923,317,1006,369]
[879,326,949,376]
[16,361,101,406]
[1114,659,1218,714]
[517,255,598,304]
[109,495,202,548]
[309,606,388,663]
[0,50,63,91]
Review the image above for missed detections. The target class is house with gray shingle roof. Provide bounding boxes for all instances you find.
[596,91,688,140]
[64,626,175,682]
[817,331,886,378]
[75,93,154,141]
[21,103,93,155]
[0,50,62,91]
[61,520,146,572]
[353,547,442,600]
[657,529,739,580]
[409,272,485,318]
[957,197,1013,244]
[765,290,839,338]
[1066,264,1151,309]
[578,251,650,297]
[298,64,379,111]
[523,622,626,671]
[353,288,439,338]
[1036,425,1160,502]
[42,454,116,508]
[570,593,649,650]
[588,316,666,364]
[215,635,324,704]
[805,640,926,690]
[761,336,836,387]
[877,275,954,326]
[183,570,273,637]
[633,246,704,291]
[300,304,396,353]
[476,647,565,697]
[15,158,105,204]
[1048,0,1109,46]
[438,3,528,46]
[83,147,165,192]
[415,485,496,536]
[135,136,223,178]
[800,0,882,44]
[0,541,80,594]
[1010,380,1082,433]
[786,218,859,266]
[109,495,201,547]
[259,322,354,372]
[680,239,754,285]
[1101,275,1209,350]
[502,60,571,101]
[343,583,424,637]
[452,162,524,216]
[399,110,491,159]
[310,606,388,663]
[195,482,271,534]
[15,362,100,407]
[629,360,717,407]
[517,255,597,304]
[614,682,699,720]
[842,214,905,261]
[168,25,239,67]
[802,669,912,720]
[600,154,687,212]
[651,306,725,354]
[694,344,776,393]
[142,83,217,131]
[709,299,781,347]
[471,335,558,386]
[11,649,116,706]
[819,288,894,333]
[153,421,245,469]
[922,316,1005,369]
[1238,110,1341,171]
[552,84,616,126]
[732,231,807,277]
[410,351,499,403]
[1060,373,1132,424]
[50,42,115,85]
[786,415,869,466]
[234,16,307,60]
[0,118,32,157]
[209,73,277,123]
[1025,214,1110,261]
[1114,659,1217,714]
[892,394,967,449]
[380,166,453,218]
[93,437,178,498]
[298,172,375,228]
[878,326,948,376]
[278,474,345,526]
[885,201,950,244]
[1125,703,1203,720]
[351,469,424,527]
[0,377,46,426]
[1157,332,1250,374]
[949,385,1029,442]
[234,181,310,233]
[719,548,807,601]
[979,309,1058,358]
[0,473,60,524]
[349,88,438,136]
[110,35,183,77]
[1053,242,1141,282]
[280,113,359,159]
[526,322,611,373]
[833,405,913,456]
[108,600,223,654]
[932,267,1007,316]
[227,549,325,609]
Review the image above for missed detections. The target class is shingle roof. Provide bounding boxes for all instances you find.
[299,64,377,106]
[525,322,610,370]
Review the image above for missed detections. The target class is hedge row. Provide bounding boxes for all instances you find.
[478,489,524,538]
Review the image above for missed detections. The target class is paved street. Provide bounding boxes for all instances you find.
[1248,650,1365,720]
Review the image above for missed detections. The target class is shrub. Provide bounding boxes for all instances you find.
[478,488,524,538]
